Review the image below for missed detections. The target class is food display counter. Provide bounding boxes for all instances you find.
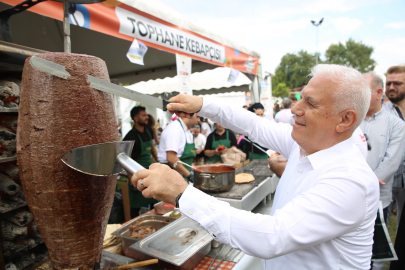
[105,161,280,270]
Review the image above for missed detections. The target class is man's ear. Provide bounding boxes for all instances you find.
[376,88,383,100]
[336,110,358,133]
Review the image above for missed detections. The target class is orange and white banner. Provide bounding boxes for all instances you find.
[0,0,260,74]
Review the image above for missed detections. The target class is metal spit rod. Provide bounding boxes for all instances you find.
[63,0,71,53]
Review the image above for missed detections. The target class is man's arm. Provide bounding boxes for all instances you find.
[198,99,294,158]
[268,156,287,178]
[167,151,190,177]
[131,164,371,260]
[167,95,295,158]
[151,146,158,163]
[374,119,405,182]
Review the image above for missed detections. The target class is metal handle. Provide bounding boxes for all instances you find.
[163,100,194,117]
[116,153,145,175]
[200,173,215,179]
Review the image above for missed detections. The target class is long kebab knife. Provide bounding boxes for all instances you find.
[29,56,193,116]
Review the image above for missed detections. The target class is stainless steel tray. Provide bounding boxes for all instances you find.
[130,216,213,267]
[111,214,175,260]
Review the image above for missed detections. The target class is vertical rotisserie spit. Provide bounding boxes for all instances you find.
[16,53,119,269]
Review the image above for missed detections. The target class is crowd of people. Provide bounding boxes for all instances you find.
[120,64,405,269]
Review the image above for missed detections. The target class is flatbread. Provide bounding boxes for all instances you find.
[235,173,255,183]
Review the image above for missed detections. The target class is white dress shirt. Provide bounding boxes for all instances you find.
[360,106,405,208]
[275,108,294,125]
[179,101,379,270]
[157,119,193,163]
[193,133,206,150]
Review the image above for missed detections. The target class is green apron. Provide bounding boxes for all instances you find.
[128,129,158,208]
[162,120,196,182]
[248,151,269,160]
[246,138,269,160]
[207,130,231,164]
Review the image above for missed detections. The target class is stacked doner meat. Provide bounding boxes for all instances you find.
[17,53,119,269]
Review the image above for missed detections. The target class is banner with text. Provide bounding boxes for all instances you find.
[0,0,260,74]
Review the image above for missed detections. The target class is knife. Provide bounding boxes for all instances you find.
[244,137,270,157]
[29,56,193,116]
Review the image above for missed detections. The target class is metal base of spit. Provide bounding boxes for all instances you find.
[217,176,278,211]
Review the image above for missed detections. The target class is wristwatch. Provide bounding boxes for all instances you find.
[175,193,183,208]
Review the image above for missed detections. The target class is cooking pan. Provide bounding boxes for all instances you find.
[193,164,236,193]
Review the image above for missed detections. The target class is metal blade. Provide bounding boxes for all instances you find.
[87,75,165,110]
[61,141,134,176]
[244,137,270,156]
[29,56,71,79]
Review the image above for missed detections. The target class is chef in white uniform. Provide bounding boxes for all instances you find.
[131,64,379,270]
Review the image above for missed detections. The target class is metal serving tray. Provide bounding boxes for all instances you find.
[111,214,175,260]
[130,216,213,268]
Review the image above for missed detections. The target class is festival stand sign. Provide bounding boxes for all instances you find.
[260,81,273,118]
[0,0,260,75]
[176,54,192,96]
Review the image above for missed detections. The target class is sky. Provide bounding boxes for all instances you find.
[158,0,405,75]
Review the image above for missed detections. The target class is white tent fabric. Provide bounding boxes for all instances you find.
[126,67,251,96]
[119,0,260,58]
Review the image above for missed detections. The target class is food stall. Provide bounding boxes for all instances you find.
[0,0,273,269]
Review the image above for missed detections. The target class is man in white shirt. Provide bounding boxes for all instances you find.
[275,98,294,125]
[157,114,198,183]
[192,125,206,162]
[132,64,379,269]
[361,72,405,270]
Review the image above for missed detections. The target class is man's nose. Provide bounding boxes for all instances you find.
[291,101,303,116]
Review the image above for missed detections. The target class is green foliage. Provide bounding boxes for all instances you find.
[270,39,376,95]
[324,38,376,72]
[273,82,290,98]
[271,50,317,91]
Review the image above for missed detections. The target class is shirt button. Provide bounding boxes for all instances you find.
[189,210,194,215]
[297,170,301,173]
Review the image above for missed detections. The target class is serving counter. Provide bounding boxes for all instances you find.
[104,161,280,270]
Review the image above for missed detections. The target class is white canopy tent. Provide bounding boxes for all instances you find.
[120,67,251,135]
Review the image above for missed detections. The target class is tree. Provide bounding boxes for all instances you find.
[325,38,376,72]
[273,82,290,98]
[271,50,317,91]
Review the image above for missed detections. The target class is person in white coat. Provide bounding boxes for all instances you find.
[131,64,379,270]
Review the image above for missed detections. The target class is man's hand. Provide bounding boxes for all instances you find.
[131,163,189,206]
[268,153,287,178]
[215,146,227,155]
[196,149,202,155]
[167,94,203,118]
[378,179,386,185]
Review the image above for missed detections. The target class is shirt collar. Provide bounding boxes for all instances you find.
[305,138,354,171]
[385,101,397,109]
[178,118,189,132]
[367,106,384,120]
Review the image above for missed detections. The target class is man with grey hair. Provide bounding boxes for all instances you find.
[131,64,379,269]
[275,98,294,125]
[360,72,405,270]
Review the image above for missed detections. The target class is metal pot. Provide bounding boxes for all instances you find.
[193,164,235,192]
